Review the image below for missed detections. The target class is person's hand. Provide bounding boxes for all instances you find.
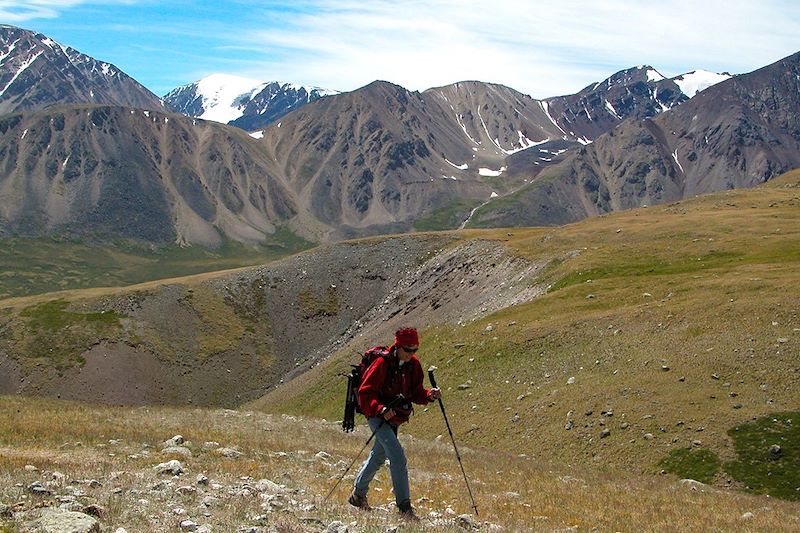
[382,408,396,421]
[430,388,441,400]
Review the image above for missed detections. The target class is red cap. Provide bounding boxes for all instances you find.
[393,327,419,348]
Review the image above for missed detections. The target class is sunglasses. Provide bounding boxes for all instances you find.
[400,346,418,353]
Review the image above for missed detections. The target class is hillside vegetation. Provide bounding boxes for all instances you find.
[254,170,800,497]
[0,227,312,300]
[1,396,799,532]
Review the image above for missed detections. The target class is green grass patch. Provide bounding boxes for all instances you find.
[725,412,800,500]
[14,299,125,370]
[549,251,744,292]
[659,448,721,484]
[0,230,313,299]
[413,198,484,231]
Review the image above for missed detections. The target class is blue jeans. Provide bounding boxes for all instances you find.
[353,417,410,505]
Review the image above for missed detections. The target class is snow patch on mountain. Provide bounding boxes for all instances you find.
[0,50,42,97]
[673,70,731,97]
[646,68,666,82]
[445,159,469,170]
[479,167,506,177]
[195,74,266,124]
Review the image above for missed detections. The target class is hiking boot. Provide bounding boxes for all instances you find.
[397,499,420,521]
[348,491,371,511]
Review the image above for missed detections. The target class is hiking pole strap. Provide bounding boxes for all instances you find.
[428,368,479,517]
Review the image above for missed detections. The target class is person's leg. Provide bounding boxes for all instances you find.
[353,418,389,497]
[374,424,410,506]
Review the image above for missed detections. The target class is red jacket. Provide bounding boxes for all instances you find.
[358,349,434,425]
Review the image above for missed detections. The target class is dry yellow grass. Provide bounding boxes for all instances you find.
[1,396,799,532]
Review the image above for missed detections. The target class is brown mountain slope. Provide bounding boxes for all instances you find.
[257,80,583,240]
[470,51,800,227]
[0,106,296,246]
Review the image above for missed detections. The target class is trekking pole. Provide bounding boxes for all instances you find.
[428,367,479,516]
[324,395,404,502]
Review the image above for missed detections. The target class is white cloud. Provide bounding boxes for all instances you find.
[0,0,133,23]
[230,0,800,97]
[6,0,800,97]
[0,1,82,22]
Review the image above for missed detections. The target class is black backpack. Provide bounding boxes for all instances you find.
[342,346,390,432]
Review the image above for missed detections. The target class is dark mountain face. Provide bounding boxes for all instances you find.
[469,52,800,228]
[163,76,337,131]
[231,83,335,131]
[0,25,164,115]
[0,106,296,246]
[543,66,688,142]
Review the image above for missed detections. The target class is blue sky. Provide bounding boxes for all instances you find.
[3,0,800,98]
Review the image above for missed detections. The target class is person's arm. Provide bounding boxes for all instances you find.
[358,357,388,417]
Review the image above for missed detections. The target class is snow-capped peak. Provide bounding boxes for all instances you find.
[173,74,339,125]
[645,68,666,82]
[194,74,267,123]
[672,70,731,97]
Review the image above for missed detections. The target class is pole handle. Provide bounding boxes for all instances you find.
[427,367,438,389]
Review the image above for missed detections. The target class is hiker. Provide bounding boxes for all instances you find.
[348,327,441,519]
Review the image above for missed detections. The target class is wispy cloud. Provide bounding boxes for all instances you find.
[9,0,800,97]
[0,1,85,22]
[0,0,143,22]
[226,0,800,97]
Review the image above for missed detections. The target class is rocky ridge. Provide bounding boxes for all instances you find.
[0,25,164,115]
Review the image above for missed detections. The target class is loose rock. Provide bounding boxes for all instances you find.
[216,447,243,458]
[24,508,100,533]
[180,519,198,531]
[679,479,708,491]
[27,481,52,496]
[164,435,185,447]
[162,446,193,457]
[324,521,349,533]
[457,514,481,530]
[153,460,184,475]
[81,504,105,517]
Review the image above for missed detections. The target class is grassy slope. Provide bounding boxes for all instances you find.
[254,170,800,494]
[0,228,313,299]
[1,396,799,532]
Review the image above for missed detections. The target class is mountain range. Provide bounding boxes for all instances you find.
[0,23,796,247]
